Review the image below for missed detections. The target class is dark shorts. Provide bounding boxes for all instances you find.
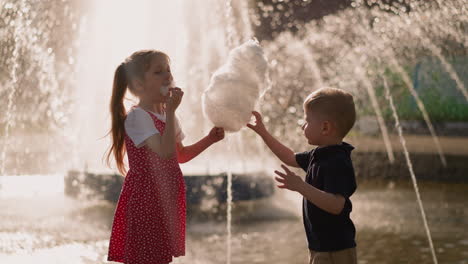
[309,247,357,264]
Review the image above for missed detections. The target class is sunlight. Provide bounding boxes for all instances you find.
[0,175,63,198]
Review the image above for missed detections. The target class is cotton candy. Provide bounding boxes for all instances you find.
[202,39,269,132]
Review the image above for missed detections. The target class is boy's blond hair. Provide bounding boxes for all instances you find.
[304,87,356,138]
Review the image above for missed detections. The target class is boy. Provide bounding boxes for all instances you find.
[247,87,357,264]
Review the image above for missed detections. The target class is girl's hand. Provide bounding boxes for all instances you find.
[208,127,225,143]
[166,87,183,112]
[246,111,267,135]
[274,164,304,192]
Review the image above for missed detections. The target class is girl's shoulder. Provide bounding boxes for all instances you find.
[126,106,185,142]
[131,106,168,121]
[126,106,184,127]
[124,107,160,147]
[125,107,154,127]
[127,106,150,121]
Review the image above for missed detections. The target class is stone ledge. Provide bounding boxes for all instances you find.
[353,152,468,183]
[354,118,468,137]
[64,171,276,204]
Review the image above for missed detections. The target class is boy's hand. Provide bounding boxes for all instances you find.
[274,164,304,192]
[208,127,225,143]
[246,111,267,135]
[166,87,183,112]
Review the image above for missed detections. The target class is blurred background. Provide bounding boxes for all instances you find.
[0,0,467,263]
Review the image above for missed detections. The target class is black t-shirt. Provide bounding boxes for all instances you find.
[295,142,357,252]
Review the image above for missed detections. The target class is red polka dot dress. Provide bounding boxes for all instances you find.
[108,111,186,264]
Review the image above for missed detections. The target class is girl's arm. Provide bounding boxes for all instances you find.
[144,88,182,159]
[176,127,224,163]
[145,111,177,159]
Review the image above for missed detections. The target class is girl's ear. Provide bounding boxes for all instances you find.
[131,79,144,93]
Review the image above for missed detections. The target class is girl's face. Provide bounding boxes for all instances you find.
[140,55,173,103]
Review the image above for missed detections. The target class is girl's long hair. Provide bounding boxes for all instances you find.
[106,50,168,175]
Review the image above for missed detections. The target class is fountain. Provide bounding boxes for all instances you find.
[1,0,468,263]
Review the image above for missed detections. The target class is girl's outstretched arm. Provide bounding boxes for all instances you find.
[176,127,224,163]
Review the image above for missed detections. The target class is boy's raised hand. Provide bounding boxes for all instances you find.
[246,111,267,135]
[274,164,304,192]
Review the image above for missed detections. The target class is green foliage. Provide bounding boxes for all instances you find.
[374,59,468,122]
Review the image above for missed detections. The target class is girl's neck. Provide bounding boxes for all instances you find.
[138,101,165,114]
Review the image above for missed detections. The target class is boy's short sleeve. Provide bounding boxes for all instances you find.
[321,163,356,198]
[295,151,312,172]
[124,108,160,148]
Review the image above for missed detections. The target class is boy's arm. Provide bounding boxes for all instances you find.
[274,165,345,215]
[247,111,300,168]
[176,127,224,163]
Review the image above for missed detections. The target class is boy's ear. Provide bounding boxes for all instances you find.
[321,121,334,135]
[321,121,330,135]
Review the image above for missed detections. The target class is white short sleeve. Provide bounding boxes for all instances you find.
[124,108,159,148]
[125,107,185,148]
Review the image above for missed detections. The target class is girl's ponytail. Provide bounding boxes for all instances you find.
[106,63,128,175]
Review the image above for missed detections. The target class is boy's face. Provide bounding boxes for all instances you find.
[302,109,325,145]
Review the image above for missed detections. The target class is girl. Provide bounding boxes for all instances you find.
[106,50,224,264]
